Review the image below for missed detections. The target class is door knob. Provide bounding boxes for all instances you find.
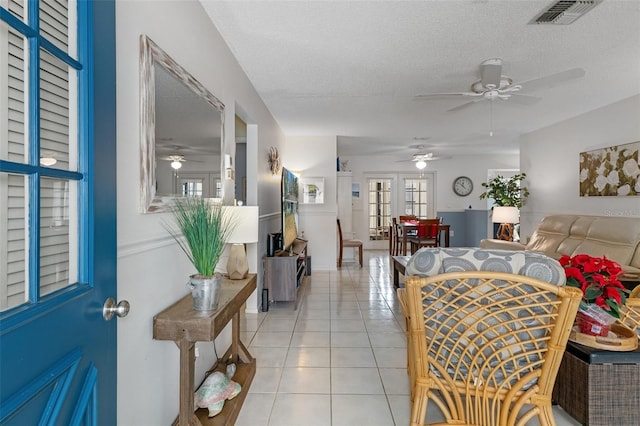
[103,298,130,321]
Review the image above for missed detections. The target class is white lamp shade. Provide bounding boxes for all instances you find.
[492,206,520,224]
[415,160,427,170]
[224,206,259,243]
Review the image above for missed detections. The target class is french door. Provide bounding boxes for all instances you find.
[0,1,117,424]
[399,173,435,218]
[365,172,435,249]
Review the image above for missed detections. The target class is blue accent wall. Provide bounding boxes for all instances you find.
[438,210,490,247]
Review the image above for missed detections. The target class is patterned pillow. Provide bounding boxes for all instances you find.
[406,247,565,286]
[520,251,566,285]
[405,247,443,276]
[440,248,525,274]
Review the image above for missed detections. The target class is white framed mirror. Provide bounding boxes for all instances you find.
[139,35,225,213]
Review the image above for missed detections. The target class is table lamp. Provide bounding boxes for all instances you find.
[225,206,259,280]
[492,206,519,241]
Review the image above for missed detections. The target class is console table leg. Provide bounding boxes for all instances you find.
[177,339,201,426]
[231,312,240,364]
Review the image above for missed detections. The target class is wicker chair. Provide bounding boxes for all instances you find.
[405,271,582,426]
[621,285,640,338]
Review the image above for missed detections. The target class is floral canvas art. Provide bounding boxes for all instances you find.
[579,141,640,196]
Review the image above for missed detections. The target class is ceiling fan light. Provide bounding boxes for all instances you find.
[415,160,427,170]
[170,160,182,170]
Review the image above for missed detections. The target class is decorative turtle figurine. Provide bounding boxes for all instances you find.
[194,366,241,417]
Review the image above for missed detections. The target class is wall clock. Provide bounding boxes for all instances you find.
[268,146,281,175]
[453,176,473,197]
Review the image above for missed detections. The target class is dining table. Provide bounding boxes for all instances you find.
[392,222,451,255]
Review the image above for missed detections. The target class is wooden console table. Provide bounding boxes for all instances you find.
[392,256,409,290]
[153,274,257,426]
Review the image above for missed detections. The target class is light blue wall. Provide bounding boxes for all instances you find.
[438,209,489,247]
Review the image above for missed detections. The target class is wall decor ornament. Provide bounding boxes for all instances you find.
[580,141,640,197]
[268,146,281,175]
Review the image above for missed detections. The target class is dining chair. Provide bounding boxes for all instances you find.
[399,215,418,237]
[394,222,407,256]
[405,270,581,426]
[390,218,398,255]
[337,218,363,267]
[407,218,440,253]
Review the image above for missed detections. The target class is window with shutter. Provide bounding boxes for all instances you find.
[1,0,82,311]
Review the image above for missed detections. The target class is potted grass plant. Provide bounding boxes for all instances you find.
[165,197,237,311]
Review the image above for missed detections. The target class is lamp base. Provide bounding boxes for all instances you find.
[496,223,514,241]
[227,243,249,280]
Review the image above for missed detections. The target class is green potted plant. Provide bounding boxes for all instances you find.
[165,197,237,311]
[479,173,530,208]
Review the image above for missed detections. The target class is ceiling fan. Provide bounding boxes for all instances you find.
[160,154,203,170]
[397,152,445,170]
[414,58,585,112]
[159,154,185,170]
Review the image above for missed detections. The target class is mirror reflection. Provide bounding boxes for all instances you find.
[154,66,221,198]
[140,35,225,213]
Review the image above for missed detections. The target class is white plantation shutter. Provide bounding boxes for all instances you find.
[40,48,71,169]
[38,33,73,298]
[1,0,76,310]
[39,178,71,297]
[1,174,26,309]
[7,27,25,162]
[1,2,28,309]
[39,0,69,54]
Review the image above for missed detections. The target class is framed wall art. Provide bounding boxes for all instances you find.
[352,183,361,199]
[302,177,324,204]
[579,141,640,197]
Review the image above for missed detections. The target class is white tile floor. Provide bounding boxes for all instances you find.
[236,250,581,426]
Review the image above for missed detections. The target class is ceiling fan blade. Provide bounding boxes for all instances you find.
[517,68,585,92]
[447,99,481,112]
[414,92,479,100]
[506,93,542,106]
[480,58,503,89]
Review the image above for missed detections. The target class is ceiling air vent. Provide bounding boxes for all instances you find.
[529,0,602,25]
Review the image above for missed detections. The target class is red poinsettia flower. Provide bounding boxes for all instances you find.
[594,296,607,309]
[603,286,622,304]
[564,267,586,284]
[559,253,629,319]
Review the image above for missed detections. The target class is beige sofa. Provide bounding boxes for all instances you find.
[480,214,640,280]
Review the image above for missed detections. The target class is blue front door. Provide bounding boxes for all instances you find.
[0,1,117,424]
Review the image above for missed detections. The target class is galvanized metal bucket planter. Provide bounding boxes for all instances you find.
[188,274,222,311]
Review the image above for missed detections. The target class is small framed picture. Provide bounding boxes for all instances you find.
[302,177,325,204]
[352,183,360,199]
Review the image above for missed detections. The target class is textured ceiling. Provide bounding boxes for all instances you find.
[200,0,640,160]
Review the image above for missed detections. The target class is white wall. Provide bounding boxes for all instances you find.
[116,1,284,424]
[284,136,338,271]
[519,95,640,241]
